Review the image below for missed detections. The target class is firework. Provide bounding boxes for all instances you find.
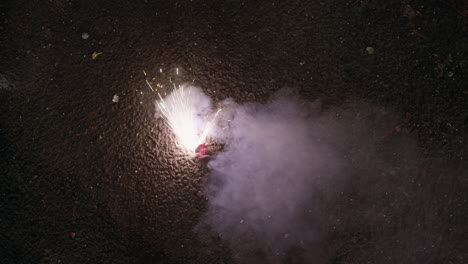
[146,77,221,155]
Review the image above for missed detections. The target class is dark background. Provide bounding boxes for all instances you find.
[0,0,466,263]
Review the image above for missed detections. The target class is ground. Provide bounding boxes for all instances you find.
[0,0,466,263]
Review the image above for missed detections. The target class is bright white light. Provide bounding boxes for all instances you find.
[156,85,220,153]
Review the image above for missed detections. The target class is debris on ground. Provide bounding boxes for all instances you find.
[402,4,430,40]
[81,33,89,39]
[92,52,102,60]
[112,94,119,103]
[0,74,14,90]
[366,47,375,55]
[433,53,458,78]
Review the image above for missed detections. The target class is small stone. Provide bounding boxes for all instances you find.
[0,74,13,91]
[447,72,454,78]
[366,47,375,55]
[81,33,89,39]
[112,94,119,103]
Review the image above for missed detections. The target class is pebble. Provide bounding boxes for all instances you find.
[112,94,119,103]
[366,47,375,55]
[0,74,13,90]
[81,33,89,39]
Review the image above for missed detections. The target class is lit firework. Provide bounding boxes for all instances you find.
[145,74,221,156]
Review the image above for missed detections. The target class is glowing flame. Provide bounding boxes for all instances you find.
[155,85,221,153]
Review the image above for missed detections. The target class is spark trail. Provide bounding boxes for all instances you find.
[145,74,221,154]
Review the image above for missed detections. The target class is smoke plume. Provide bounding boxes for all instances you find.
[196,88,417,263]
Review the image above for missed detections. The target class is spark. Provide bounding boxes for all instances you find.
[157,86,220,152]
[199,108,222,145]
[145,79,155,91]
[145,75,221,153]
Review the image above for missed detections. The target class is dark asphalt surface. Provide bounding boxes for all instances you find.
[0,0,466,263]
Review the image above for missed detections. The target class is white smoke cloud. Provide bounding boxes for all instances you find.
[195,90,348,263]
[195,88,417,263]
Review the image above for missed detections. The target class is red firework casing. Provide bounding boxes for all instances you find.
[195,144,209,158]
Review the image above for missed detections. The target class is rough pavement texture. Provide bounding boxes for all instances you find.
[0,0,466,263]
